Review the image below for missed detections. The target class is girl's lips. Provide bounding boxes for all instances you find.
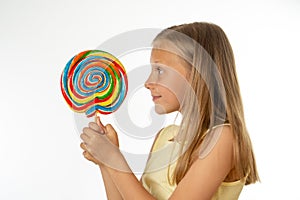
[152,96,161,101]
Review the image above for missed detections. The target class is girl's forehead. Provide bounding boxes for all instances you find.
[150,48,189,77]
[150,48,180,63]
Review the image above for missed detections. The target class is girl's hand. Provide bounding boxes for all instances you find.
[95,116,119,147]
[80,116,121,167]
[80,142,102,165]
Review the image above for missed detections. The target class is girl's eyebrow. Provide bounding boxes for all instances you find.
[151,63,166,68]
[150,61,161,67]
[150,60,161,64]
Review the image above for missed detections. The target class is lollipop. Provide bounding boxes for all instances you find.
[60,50,128,117]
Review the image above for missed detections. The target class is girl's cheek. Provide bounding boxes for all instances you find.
[166,77,189,103]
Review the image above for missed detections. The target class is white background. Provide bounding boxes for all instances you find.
[1,0,300,199]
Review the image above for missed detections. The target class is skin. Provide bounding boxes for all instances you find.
[145,49,189,114]
[80,49,235,200]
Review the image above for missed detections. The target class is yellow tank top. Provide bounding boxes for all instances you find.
[141,125,246,200]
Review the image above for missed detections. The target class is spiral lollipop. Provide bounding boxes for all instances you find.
[60,50,128,117]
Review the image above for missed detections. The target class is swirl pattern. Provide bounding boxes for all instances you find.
[60,50,128,117]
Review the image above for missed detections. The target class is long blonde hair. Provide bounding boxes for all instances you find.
[153,22,259,185]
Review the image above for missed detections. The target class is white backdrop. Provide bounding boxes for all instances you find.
[1,0,300,199]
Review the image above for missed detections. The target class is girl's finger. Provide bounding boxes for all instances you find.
[106,124,116,134]
[80,142,87,150]
[83,127,99,138]
[83,151,91,160]
[96,116,106,130]
[88,122,105,134]
[80,132,90,142]
[105,124,119,146]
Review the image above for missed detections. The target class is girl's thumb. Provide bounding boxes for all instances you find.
[106,124,119,146]
[95,115,106,134]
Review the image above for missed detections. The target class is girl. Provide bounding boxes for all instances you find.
[80,22,259,200]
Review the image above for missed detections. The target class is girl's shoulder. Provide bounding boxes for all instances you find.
[160,124,179,140]
[162,124,180,134]
[150,124,179,152]
[198,123,233,159]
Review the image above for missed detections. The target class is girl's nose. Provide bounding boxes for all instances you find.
[144,80,152,90]
[144,75,155,90]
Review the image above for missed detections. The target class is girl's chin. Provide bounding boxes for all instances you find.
[154,104,177,115]
[154,104,167,114]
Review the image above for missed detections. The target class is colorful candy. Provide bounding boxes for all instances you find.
[60,50,128,117]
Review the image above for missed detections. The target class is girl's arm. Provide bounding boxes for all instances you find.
[169,125,234,200]
[81,143,123,200]
[104,155,156,200]
[102,126,234,200]
[99,166,123,200]
[81,121,234,200]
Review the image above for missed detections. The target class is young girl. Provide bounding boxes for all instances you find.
[80,22,259,200]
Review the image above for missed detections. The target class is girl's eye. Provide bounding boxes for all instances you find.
[156,67,164,74]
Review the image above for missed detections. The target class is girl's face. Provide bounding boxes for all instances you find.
[145,48,189,114]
